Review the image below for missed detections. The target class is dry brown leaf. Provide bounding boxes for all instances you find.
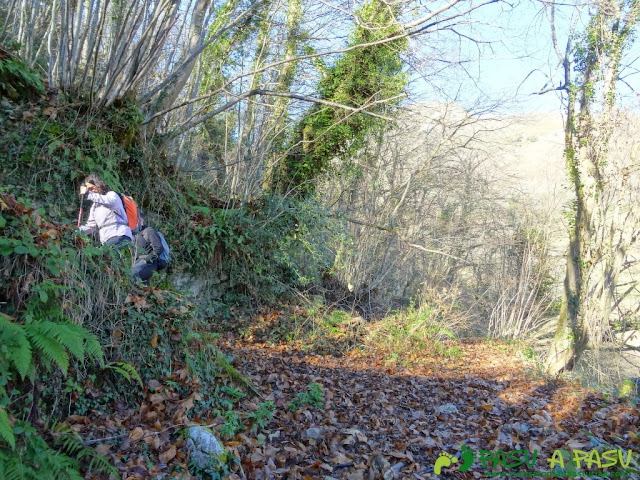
[151,436,163,451]
[148,379,162,389]
[43,106,57,119]
[148,393,167,405]
[331,452,352,464]
[152,290,165,304]
[129,427,144,442]
[65,415,90,424]
[145,410,158,422]
[159,445,177,463]
[174,367,188,380]
[94,443,111,456]
[320,463,334,472]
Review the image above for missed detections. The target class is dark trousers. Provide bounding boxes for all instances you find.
[133,258,158,283]
[104,235,131,248]
[103,235,131,259]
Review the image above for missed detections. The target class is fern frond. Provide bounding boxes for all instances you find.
[41,451,82,480]
[58,434,85,458]
[0,315,32,379]
[105,362,142,386]
[0,406,15,449]
[33,322,84,361]
[51,422,117,477]
[3,457,33,480]
[24,327,69,374]
[79,330,104,367]
[34,322,104,368]
[87,451,118,476]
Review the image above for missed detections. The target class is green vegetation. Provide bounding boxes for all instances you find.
[274,0,407,195]
[0,50,44,101]
[247,400,276,430]
[288,382,325,411]
[363,304,463,363]
[0,422,116,480]
[0,56,335,477]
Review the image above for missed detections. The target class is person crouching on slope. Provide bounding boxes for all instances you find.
[78,175,132,248]
[132,216,166,284]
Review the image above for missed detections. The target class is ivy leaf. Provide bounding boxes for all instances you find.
[13,244,29,255]
[44,257,62,276]
[38,289,48,303]
[0,238,13,256]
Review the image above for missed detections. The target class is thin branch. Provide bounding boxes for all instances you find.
[157,89,404,139]
[142,0,501,121]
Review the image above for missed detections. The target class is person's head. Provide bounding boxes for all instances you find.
[82,174,109,194]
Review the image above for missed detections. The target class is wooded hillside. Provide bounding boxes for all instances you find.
[1,0,640,478]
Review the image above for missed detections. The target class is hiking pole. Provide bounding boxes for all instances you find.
[77,193,85,228]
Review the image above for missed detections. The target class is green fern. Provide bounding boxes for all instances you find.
[23,321,104,375]
[105,361,143,386]
[0,422,117,479]
[1,314,105,380]
[0,406,14,449]
[0,429,83,480]
[25,325,70,373]
[0,314,32,380]
[52,423,117,477]
[211,348,254,391]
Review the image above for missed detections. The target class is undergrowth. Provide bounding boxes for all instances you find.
[240,302,466,365]
[0,58,335,478]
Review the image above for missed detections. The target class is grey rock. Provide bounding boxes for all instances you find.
[185,426,225,469]
[372,455,391,478]
[436,403,459,414]
[306,426,325,439]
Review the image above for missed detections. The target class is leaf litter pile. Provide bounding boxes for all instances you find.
[69,320,640,480]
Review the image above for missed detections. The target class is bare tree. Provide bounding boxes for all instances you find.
[318,103,556,324]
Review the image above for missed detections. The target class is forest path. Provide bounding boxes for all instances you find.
[219,337,639,479]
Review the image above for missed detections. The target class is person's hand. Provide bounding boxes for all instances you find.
[80,183,96,195]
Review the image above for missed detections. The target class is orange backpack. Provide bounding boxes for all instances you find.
[117,193,141,232]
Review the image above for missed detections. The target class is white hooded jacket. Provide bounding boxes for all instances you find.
[80,191,133,244]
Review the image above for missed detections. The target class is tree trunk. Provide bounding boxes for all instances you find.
[546,0,639,373]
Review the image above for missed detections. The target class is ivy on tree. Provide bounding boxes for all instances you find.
[274,0,408,196]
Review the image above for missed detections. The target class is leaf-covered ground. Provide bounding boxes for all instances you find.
[72,332,639,479]
[220,338,639,479]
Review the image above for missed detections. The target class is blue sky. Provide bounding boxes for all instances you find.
[408,0,640,115]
